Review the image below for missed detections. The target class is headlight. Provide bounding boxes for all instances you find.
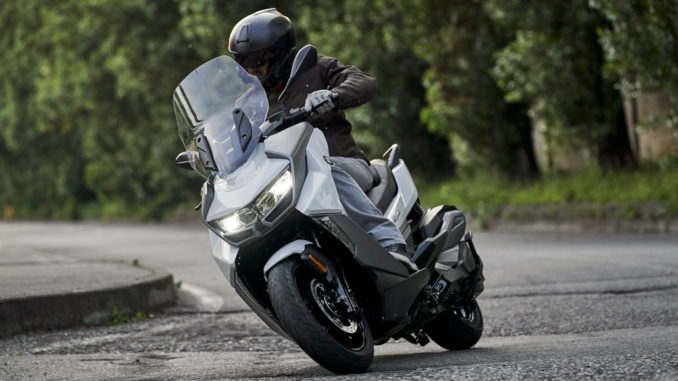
[214,207,258,234]
[210,168,293,238]
[254,170,293,216]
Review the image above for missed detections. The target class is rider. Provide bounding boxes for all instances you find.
[228,8,415,270]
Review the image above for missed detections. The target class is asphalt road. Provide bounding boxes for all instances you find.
[1,222,677,380]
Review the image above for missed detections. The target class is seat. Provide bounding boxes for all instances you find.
[366,159,397,214]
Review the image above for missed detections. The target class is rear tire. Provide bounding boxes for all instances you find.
[268,258,374,374]
[424,300,483,350]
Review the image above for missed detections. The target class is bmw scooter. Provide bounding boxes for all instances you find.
[173,45,485,374]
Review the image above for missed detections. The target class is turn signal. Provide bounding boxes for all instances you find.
[308,254,327,274]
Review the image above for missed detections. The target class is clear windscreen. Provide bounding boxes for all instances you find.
[173,56,268,177]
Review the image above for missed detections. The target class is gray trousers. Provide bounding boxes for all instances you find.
[330,156,406,248]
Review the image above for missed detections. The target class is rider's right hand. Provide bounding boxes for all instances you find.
[304,90,336,117]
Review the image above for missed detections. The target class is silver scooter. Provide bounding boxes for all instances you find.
[174,45,485,374]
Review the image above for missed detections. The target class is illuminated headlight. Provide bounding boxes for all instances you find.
[254,170,293,216]
[210,168,293,237]
[214,207,258,234]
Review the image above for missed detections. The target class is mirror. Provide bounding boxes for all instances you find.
[278,44,318,102]
[175,151,199,171]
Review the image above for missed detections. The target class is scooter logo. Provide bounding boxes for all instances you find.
[391,208,401,221]
[323,156,334,166]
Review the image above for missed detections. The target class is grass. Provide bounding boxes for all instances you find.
[107,306,149,326]
[417,166,678,222]
[4,164,677,224]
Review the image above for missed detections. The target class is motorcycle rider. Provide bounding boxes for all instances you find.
[228,8,415,270]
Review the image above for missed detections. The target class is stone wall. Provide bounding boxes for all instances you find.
[623,92,677,161]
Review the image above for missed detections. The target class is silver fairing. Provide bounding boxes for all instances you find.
[294,129,345,216]
[205,142,287,286]
[385,159,418,230]
[206,144,288,222]
[207,125,346,286]
[207,124,425,328]
[208,125,422,285]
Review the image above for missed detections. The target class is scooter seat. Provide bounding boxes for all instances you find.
[366,159,397,214]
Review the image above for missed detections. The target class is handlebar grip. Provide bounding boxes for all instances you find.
[270,92,341,136]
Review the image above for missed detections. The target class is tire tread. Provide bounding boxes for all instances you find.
[268,259,373,374]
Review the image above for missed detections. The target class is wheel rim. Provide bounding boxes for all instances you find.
[452,305,475,323]
[309,279,358,334]
[298,273,367,351]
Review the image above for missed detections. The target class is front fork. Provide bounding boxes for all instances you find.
[299,246,362,319]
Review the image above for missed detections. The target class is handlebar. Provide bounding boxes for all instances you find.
[267,92,339,136]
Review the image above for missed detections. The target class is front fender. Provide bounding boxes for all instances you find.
[263,239,313,280]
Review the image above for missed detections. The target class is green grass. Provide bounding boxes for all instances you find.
[107,306,149,326]
[417,166,678,221]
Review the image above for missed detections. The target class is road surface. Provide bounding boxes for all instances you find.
[1,222,677,380]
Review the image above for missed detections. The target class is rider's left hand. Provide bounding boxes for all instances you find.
[304,90,335,117]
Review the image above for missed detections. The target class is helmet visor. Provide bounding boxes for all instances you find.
[234,49,275,69]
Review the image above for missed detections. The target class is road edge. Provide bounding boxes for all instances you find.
[0,264,177,338]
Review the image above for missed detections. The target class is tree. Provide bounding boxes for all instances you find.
[591,0,678,149]
[489,0,636,169]
[293,0,455,176]
[0,0,206,218]
[393,0,539,177]
[591,0,678,102]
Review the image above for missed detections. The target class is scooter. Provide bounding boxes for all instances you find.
[173,45,485,374]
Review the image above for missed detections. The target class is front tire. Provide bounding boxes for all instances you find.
[268,258,374,374]
[424,300,483,350]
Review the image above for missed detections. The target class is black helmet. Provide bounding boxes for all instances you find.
[228,8,297,90]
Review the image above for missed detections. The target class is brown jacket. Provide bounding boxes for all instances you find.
[266,54,377,163]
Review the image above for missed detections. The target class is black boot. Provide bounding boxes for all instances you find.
[384,243,418,273]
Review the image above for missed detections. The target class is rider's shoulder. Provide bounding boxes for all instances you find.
[316,54,342,69]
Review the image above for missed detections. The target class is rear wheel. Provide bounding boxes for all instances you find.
[268,258,373,374]
[424,300,483,350]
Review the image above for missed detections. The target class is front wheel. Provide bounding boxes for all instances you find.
[267,258,373,374]
[424,300,483,350]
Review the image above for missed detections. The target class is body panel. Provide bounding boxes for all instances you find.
[206,144,289,221]
[295,129,345,216]
[209,229,239,286]
[264,122,314,203]
[386,159,417,229]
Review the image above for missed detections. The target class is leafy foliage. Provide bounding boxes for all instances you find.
[1,1,206,219]
[1,1,675,219]
[489,0,635,169]
[591,0,678,130]
[591,0,678,98]
[393,0,538,177]
[294,1,455,175]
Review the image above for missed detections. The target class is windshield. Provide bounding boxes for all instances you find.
[173,56,268,177]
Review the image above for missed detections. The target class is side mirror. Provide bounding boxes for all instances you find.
[278,44,318,102]
[175,151,199,171]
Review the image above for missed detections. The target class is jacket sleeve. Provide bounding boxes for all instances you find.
[321,56,378,109]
